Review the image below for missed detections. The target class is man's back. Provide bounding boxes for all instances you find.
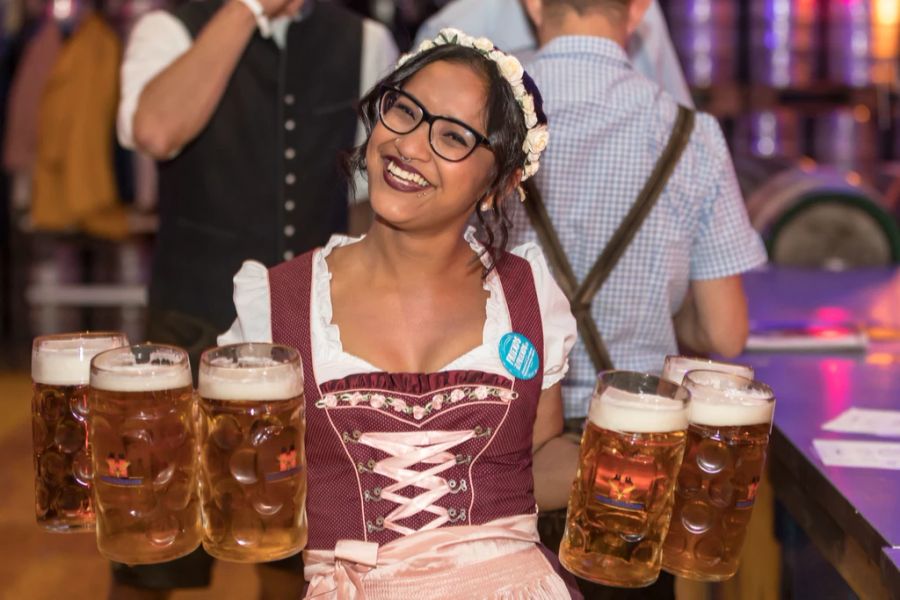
[509,36,766,417]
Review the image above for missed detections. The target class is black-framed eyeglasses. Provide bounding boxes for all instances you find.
[378,86,491,162]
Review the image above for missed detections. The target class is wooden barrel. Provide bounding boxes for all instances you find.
[741,160,900,268]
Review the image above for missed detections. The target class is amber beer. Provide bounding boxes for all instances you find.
[662,370,775,581]
[661,355,753,386]
[89,344,201,563]
[560,371,690,588]
[198,344,306,562]
[31,332,129,532]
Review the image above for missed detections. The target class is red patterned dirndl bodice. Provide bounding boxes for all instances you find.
[268,248,579,599]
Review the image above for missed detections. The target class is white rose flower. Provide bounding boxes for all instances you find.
[512,81,526,99]
[525,111,538,128]
[520,94,535,116]
[474,37,494,52]
[496,54,524,83]
[523,162,540,179]
[526,126,549,153]
[417,39,435,52]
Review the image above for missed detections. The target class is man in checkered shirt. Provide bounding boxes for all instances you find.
[510,0,768,421]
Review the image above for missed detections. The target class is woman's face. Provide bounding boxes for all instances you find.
[366,60,496,234]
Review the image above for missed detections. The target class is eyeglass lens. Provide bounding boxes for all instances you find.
[379,89,480,162]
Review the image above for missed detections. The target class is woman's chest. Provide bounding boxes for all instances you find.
[331,284,491,374]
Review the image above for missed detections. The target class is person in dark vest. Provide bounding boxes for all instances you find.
[115,0,397,597]
[218,27,584,598]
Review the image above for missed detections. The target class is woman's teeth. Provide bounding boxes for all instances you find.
[387,161,430,187]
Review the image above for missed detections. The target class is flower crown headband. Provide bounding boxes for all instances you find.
[397,28,549,185]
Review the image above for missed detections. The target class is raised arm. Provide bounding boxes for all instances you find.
[125,0,300,159]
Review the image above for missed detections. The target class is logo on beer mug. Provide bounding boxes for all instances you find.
[593,453,658,512]
[104,453,136,481]
[270,444,301,481]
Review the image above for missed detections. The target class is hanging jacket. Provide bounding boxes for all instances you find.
[31,12,127,239]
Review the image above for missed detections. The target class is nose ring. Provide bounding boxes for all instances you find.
[395,138,412,162]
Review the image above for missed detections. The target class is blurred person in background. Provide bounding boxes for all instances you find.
[115,0,396,597]
[415,0,693,106]
[508,0,767,595]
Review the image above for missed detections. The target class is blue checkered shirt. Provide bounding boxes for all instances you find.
[508,36,767,419]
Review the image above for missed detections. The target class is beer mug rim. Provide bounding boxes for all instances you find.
[33,331,129,347]
[662,355,753,382]
[683,370,774,401]
[199,343,303,402]
[90,343,192,392]
[200,343,301,370]
[32,331,130,386]
[595,370,690,403]
[591,370,690,434]
[682,369,775,426]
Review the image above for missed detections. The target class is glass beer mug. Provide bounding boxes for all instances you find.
[560,371,690,588]
[31,332,129,532]
[661,370,775,581]
[198,343,307,562]
[89,344,201,563]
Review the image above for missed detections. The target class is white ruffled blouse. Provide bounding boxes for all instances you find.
[219,228,577,389]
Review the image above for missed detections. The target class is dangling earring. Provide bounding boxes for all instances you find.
[516,185,526,203]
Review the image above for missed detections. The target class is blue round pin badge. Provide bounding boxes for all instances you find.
[498,332,539,380]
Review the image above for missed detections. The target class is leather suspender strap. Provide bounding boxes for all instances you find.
[524,105,696,372]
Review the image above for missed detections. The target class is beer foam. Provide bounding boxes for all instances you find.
[199,356,302,401]
[588,386,688,433]
[688,384,774,427]
[91,365,192,392]
[199,373,302,401]
[662,356,752,385]
[32,336,125,386]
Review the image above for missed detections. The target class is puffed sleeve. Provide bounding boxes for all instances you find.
[511,243,577,389]
[217,261,274,346]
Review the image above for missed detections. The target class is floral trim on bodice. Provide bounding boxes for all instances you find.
[315,385,519,420]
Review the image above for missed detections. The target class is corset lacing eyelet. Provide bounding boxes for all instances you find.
[367,516,385,533]
[342,430,364,444]
[448,479,468,494]
[447,508,467,523]
[473,426,493,438]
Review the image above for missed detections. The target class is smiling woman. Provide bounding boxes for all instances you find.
[349,30,548,272]
[217,28,581,599]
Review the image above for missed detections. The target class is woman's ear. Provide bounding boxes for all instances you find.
[481,169,524,212]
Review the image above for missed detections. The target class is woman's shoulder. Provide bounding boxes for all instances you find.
[269,234,363,277]
[501,241,556,283]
